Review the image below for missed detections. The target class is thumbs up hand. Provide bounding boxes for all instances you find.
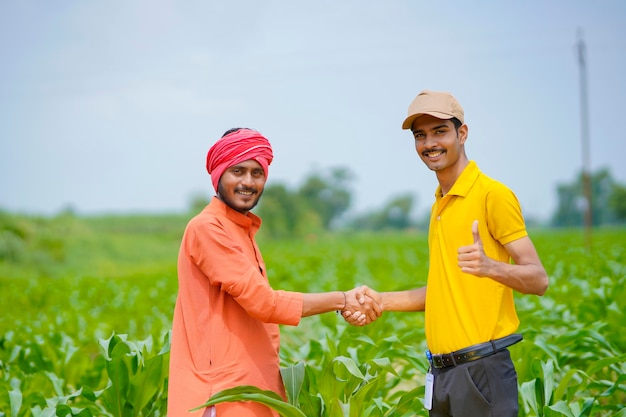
[471,219,482,246]
[457,220,493,277]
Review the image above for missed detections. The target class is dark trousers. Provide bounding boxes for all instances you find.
[429,349,518,417]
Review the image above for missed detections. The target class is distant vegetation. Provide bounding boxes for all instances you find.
[191,166,626,239]
[0,165,624,416]
[0,210,624,416]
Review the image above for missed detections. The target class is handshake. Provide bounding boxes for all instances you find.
[340,286,382,326]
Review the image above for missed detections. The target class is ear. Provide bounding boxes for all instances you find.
[458,124,469,145]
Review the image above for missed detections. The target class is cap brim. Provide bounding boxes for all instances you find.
[401,111,456,130]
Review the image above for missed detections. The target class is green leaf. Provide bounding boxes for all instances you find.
[325,332,339,359]
[586,353,626,375]
[332,356,365,381]
[367,357,399,378]
[296,388,322,417]
[8,383,23,417]
[79,385,98,402]
[596,372,626,398]
[610,408,626,417]
[325,396,346,417]
[280,361,305,406]
[158,330,172,355]
[191,385,307,417]
[39,408,57,417]
[55,404,76,417]
[315,355,361,404]
[128,352,167,412]
[541,359,556,406]
[387,386,424,416]
[349,378,382,417]
[577,397,597,417]
[553,368,586,403]
[544,401,575,417]
[520,379,540,416]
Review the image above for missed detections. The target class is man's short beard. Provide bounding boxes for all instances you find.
[217,182,263,213]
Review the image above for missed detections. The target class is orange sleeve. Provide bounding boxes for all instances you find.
[186,217,303,325]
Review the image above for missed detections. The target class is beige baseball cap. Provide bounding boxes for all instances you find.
[402,90,464,130]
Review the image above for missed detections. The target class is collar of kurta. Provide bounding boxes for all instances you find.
[207,197,262,230]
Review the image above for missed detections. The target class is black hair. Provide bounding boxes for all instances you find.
[410,117,463,134]
[450,117,462,132]
[221,127,246,137]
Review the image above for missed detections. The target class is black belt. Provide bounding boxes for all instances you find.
[429,334,523,369]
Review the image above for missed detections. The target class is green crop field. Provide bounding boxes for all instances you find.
[1,213,624,416]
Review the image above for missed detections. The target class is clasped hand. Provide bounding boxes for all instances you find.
[341,286,382,326]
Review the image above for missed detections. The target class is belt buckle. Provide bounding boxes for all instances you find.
[434,355,444,368]
[431,353,452,369]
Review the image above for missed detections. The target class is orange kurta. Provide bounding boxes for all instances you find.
[168,197,304,417]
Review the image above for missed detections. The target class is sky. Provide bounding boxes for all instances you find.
[1,1,625,223]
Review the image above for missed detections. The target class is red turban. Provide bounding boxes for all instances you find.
[206,128,274,192]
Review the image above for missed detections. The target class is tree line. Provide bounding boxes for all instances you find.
[551,167,626,227]
[188,166,626,239]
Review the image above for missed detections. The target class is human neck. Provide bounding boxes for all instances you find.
[436,157,469,196]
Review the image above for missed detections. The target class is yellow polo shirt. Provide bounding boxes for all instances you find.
[425,161,527,354]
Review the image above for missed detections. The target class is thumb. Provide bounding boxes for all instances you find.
[357,285,370,304]
[472,220,482,246]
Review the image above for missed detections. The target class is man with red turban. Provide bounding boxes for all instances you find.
[167,128,382,417]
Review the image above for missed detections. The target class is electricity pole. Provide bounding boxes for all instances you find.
[577,28,593,250]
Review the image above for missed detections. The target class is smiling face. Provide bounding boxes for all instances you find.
[217,159,266,214]
[411,114,469,178]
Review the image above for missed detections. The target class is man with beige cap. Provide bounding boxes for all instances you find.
[347,90,549,416]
